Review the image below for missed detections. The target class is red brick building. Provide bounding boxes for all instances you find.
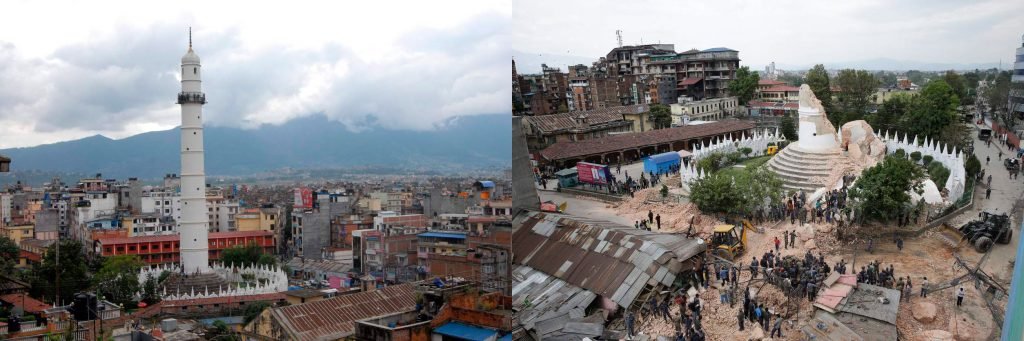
[94,230,274,265]
[418,227,511,295]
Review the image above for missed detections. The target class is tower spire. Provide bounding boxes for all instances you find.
[188,27,192,51]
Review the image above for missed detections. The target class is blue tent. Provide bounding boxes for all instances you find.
[643,151,681,174]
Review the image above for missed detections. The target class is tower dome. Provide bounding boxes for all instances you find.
[181,28,200,64]
[181,49,200,64]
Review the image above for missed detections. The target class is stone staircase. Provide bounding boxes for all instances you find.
[160,272,232,295]
[766,143,841,193]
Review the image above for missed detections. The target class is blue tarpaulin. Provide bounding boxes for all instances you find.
[433,322,499,341]
[419,232,467,239]
[643,151,681,174]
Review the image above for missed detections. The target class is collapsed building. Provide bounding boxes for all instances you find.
[511,211,706,339]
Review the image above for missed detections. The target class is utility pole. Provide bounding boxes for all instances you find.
[55,240,60,305]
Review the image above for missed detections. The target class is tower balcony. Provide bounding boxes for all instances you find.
[177,92,207,104]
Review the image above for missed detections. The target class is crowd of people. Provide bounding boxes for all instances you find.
[748,177,854,229]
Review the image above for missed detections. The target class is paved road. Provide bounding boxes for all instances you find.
[957,123,1023,282]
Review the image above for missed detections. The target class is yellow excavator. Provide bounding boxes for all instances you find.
[710,220,756,261]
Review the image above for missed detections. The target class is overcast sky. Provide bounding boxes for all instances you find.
[513,0,1024,72]
[0,0,510,148]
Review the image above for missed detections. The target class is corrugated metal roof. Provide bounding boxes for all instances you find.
[539,120,753,161]
[512,265,598,336]
[838,283,900,325]
[512,212,705,309]
[272,283,416,341]
[525,105,646,134]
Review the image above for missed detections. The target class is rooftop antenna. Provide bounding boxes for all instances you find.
[616,30,623,48]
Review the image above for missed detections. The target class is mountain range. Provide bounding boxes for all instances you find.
[0,114,511,180]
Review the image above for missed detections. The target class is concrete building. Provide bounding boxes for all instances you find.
[747,100,799,117]
[95,230,274,266]
[519,64,569,116]
[355,226,424,283]
[292,193,354,260]
[567,64,594,111]
[32,209,59,241]
[759,84,801,102]
[69,191,118,243]
[140,188,242,233]
[1,223,33,246]
[207,191,240,232]
[235,207,280,232]
[1012,34,1024,120]
[0,193,10,227]
[670,96,739,125]
[513,58,525,115]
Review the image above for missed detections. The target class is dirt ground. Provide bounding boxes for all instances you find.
[627,214,1004,340]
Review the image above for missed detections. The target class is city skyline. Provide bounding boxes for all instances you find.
[513,0,1024,73]
[0,0,511,148]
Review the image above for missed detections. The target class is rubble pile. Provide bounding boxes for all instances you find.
[613,188,725,236]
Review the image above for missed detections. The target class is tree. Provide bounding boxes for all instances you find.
[141,273,161,304]
[689,173,746,216]
[936,123,972,153]
[965,154,982,178]
[904,80,959,139]
[696,152,727,173]
[93,255,145,306]
[221,243,277,268]
[779,116,797,140]
[910,151,922,163]
[927,162,950,187]
[906,70,928,85]
[985,71,1012,118]
[874,71,897,87]
[688,165,782,216]
[648,104,672,129]
[243,301,271,324]
[943,71,967,105]
[207,320,238,341]
[806,64,833,114]
[963,71,981,103]
[282,206,293,255]
[727,66,759,105]
[848,155,925,222]
[834,69,878,125]
[867,92,912,131]
[29,240,90,305]
[0,236,19,275]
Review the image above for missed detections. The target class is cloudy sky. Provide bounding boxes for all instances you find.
[0,0,509,148]
[513,0,1024,72]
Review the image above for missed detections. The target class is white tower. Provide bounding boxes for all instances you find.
[796,84,839,151]
[178,29,209,274]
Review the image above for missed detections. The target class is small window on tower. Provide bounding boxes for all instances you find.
[194,67,197,74]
